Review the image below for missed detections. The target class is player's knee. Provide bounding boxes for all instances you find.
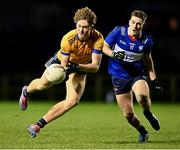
[65,99,79,109]
[136,94,148,104]
[124,112,134,122]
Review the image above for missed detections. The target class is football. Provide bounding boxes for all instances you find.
[45,63,66,84]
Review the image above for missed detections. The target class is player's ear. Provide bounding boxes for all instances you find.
[76,23,78,28]
[128,20,131,26]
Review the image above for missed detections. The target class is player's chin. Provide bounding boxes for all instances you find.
[78,33,86,40]
[133,29,141,34]
[78,35,84,40]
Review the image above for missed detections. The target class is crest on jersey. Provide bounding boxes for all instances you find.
[129,43,135,50]
[139,45,143,51]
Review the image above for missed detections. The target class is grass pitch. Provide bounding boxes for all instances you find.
[0,100,180,149]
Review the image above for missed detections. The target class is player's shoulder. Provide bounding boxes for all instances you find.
[141,32,153,44]
[91,29,104,41]
[111,25,128,34]
[92,29,103,36]
[142,31,153,39]
[63,29,76,39]
[62,29,77,45]
[112,25,121,32]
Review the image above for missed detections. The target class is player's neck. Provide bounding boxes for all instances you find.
[128,28,142,40]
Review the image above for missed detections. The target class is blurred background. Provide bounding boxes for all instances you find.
[0,0,179,102]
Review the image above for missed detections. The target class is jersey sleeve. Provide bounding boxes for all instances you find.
[105,26,121,47]
[93,34,104,54]
[144,35,154,54]
[60,34,71,55]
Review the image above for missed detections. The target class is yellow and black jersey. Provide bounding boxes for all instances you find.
[56,29,104,64]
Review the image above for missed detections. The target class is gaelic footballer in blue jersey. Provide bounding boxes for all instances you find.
[103,10,163,143]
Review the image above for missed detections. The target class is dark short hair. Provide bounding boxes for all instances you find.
[131,10,147,22]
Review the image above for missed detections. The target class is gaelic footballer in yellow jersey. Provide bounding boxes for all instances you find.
[19,7,104,138]
[57,28,103,64]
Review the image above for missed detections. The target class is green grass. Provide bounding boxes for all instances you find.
[0,100,180,149]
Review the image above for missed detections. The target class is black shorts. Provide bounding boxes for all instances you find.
[44,54,60,67]
[111,75,147,95]
[44,54,86,75]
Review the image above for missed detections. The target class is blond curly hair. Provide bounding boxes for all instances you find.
[73,7,97,27]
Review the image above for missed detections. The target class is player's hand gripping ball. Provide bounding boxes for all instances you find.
[45,63,66,84]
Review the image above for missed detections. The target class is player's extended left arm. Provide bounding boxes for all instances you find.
[144,53,163,92]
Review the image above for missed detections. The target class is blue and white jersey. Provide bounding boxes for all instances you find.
[105,25,153,79]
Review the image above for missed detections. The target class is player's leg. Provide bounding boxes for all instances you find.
[27,72,87,138]
[116,93,149,143]
[132,79,160,131]
[19,54,60,111]
[42,72,86,123]
[19,69,54,111]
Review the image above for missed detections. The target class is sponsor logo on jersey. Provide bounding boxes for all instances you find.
[120,40,126,45]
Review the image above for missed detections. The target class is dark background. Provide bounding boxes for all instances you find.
[0,0,179,75]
